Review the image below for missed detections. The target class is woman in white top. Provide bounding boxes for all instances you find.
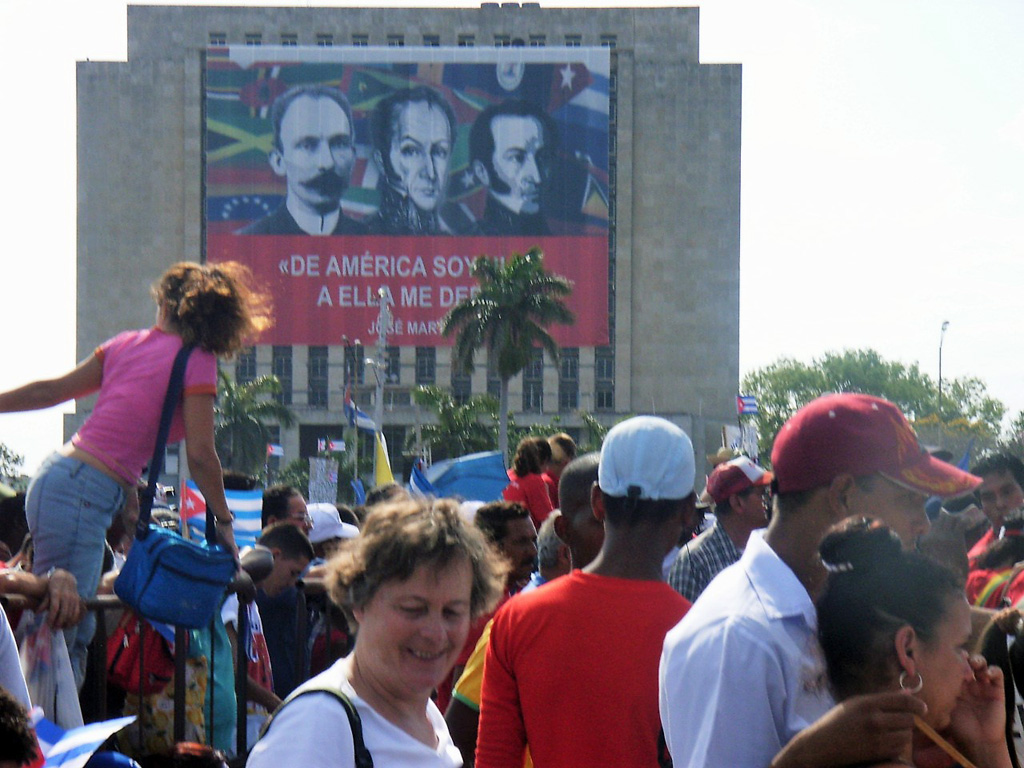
[249,498,507,768]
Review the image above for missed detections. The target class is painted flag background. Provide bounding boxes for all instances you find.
[205,45,610,347]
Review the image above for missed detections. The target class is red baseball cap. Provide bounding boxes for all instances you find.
[771,393,981,498]
[706,456,773,504]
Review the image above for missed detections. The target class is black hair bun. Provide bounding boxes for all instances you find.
[820,518,902,573]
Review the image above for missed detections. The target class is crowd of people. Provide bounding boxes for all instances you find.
[1,262,1023,768]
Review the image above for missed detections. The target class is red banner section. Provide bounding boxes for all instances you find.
[208,235,609,347]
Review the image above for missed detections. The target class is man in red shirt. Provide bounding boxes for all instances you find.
[476,416,700,768]
[967,453,1024,568]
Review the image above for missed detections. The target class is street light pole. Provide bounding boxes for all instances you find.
[938,320,949,420]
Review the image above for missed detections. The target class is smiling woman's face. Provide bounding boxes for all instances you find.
[352,557,473,701]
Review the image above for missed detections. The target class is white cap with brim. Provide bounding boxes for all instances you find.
[598,415,696,500]
[307,502,360,545]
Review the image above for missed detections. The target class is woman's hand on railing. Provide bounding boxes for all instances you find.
[40,568,86,629]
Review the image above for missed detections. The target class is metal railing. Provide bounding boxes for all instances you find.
[2,576,341,760]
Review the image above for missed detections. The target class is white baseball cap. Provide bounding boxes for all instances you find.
[307,502,359,545]
[598,415,696,501]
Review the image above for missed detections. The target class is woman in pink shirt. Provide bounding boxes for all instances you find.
[0,261,271,684]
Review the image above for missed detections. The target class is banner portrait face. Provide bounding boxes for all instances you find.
[205,45,611,347]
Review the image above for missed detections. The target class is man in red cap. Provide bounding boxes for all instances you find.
[660,393,981,768]
[668,455,772,601]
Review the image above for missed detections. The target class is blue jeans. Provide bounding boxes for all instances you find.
[25,452,126,687]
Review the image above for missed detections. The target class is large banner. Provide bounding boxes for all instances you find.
[205,46,610,346]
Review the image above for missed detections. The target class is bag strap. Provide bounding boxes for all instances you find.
[137,343,198,538]
[259,683,373,768]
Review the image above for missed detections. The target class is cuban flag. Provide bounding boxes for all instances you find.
[184,479,264,550]
[33,712,136,768]
[266,443,284,457]
[408,460,438,499]
[737,395,759,416]
[344,386,376,433]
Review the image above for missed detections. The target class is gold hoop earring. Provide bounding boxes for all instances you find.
[899,670,923,694]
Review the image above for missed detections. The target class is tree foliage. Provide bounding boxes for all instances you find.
[214,370,296,475]
[0,443,24,484]
[999,411,1024,459]
[443,248,574,462]
[741,349,1006,462]
[409,386,499,461]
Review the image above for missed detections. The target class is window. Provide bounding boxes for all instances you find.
[272,346,293,405]
[486,353,501,400]
[280,33,298,46]
[385,346,401,384]
[387,34,405,47]
[351,33,369,47]
[457,34,475,47]
[564,34,582,47]
[522,349,544,413]
[245,33,262,46]
[209,32,227,46]
[415,347,436,385]
[600,34,617,48]
[344,344,365,386]
[423,34,440,47]
[558,348,579,412]
[595,346,615,380]
[316,33,334,47]
[308,346,328,409]
[529,34,546,47]
[595,346,614,412]
[451,368,471,405]
[235,346,256,385]
[494,34,511,47]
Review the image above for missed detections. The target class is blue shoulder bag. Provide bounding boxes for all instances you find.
[114,343,237,629]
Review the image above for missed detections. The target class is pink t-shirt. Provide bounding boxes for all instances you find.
[73,327,217,484]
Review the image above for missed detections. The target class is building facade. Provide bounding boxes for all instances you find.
[74,4,741,479]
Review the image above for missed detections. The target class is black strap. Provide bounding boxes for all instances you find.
[260,686,373,767]
[136,344,210,542]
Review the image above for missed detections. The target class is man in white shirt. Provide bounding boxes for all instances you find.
[660,393,982,768]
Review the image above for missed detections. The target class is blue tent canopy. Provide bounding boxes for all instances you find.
[417,451,509,502]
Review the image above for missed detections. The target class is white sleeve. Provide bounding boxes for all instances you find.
[247,691,357,768]
[221,594,239,629]
[0,608,30,708]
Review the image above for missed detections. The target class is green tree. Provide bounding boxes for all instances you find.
[0,443,24,484]
[999,410,1024,458]
[578,411,612,454]
[409,386,499,460]
[443,248,574,462]
[214,370,296,475]
[741,349,1006,462]
[276,458,310,495]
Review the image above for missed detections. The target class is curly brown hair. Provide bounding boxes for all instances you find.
[152,261,273,356]
[328,498,507,624]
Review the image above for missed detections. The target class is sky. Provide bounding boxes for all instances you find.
[0,0,1021,473]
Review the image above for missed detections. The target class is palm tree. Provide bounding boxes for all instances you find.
[214,370,296,475]
[443,248,574,462]
[410,385,500,460]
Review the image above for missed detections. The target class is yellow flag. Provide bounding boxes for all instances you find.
[375,432,394,486]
